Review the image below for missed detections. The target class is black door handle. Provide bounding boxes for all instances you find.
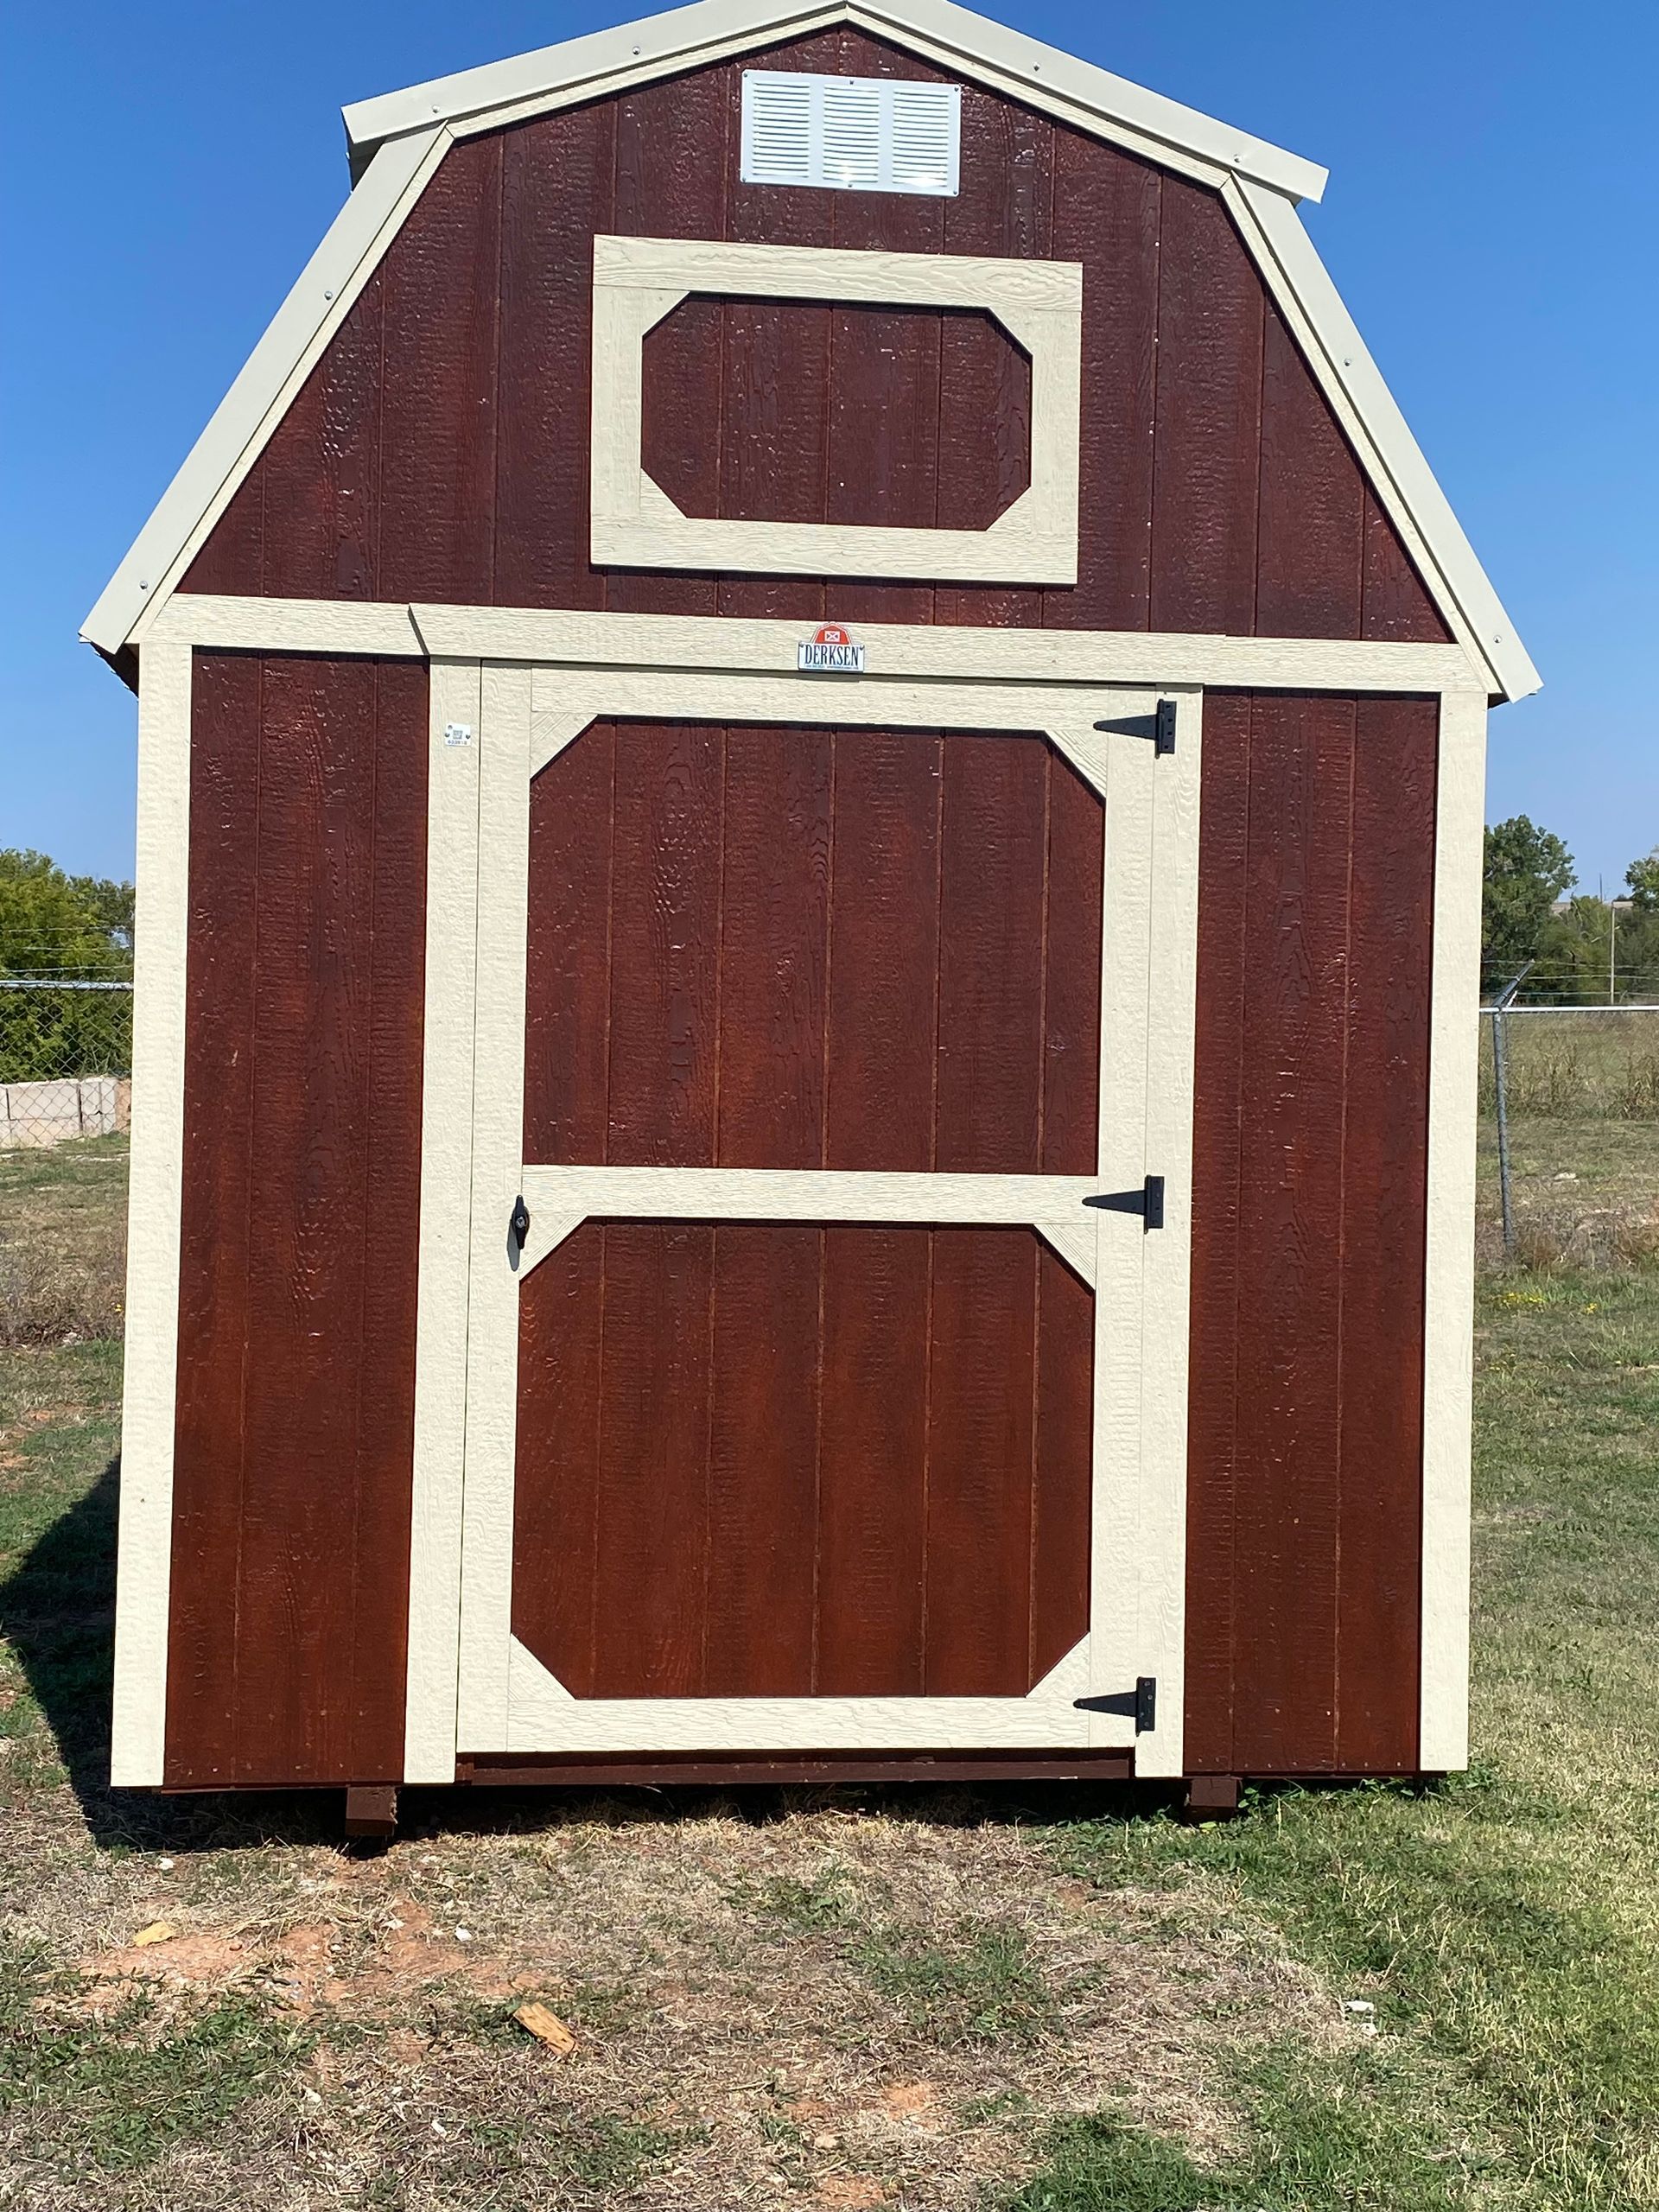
[509,1194,531,1249]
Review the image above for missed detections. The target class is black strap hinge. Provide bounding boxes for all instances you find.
[1093,697,1178,756]
[1083,1174,1165,1231]
[1074,1676,1159,1732]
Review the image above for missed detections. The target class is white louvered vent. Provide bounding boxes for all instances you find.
[741,71,961,196]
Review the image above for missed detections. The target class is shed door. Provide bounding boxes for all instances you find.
[442,654,1200,1776]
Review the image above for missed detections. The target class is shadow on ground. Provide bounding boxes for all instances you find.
[2,1456,1178,1853]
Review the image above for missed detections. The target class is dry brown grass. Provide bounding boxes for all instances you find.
[0,1136,126,1345]
[0,1790,1340,2210]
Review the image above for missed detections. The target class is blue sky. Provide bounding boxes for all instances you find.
[3,3,1654,892]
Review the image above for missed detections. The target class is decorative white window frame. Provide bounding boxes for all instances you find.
[588,234,1084,583]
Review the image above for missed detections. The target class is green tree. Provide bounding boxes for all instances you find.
[0,849,134,977]
[1483,816,1575,987]
[1625,847,1659,913]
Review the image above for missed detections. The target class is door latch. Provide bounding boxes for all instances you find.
[509,1194,531,1250]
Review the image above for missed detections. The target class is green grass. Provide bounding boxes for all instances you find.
[1020,1264,1659,2209]
[0,1953,311,2171]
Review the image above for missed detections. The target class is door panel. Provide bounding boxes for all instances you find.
[520,721,1104,1173]
[442,653,1199,1772]
[512,1222,1095,1702]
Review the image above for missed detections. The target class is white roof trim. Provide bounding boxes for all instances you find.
[342,0,1328,205]
[1233,180,1538,702]
[85,0,1536,700]
[82,130,446,659]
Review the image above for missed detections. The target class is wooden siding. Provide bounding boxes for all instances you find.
[165,652,427,1787]
[512,1224,1094,1698]
[1185,691,1437,1777]
[642,300,1031,530]
[181,28,1448,647]
[523,722,1103,1174]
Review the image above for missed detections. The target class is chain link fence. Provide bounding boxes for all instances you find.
[0,980,133,1150]
[1478,1007,1659,1270]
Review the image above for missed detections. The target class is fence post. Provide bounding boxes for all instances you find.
[1488,963,1535,1261]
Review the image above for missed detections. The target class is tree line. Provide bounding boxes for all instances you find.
[0,848,135,979]
[1484,819,1659,1004]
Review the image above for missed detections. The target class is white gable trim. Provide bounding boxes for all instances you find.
[82,128,448,659]
[1231,179,1537,702]
[82,0,1535,700]
[341,0,1328,204]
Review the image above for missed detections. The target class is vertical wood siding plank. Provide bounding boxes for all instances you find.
[935,734,1046,1173]
[1046,129,1160,633]
[347,659,427,1778]
[165,652,260,1784]
[815,1226,930,1694]
[823,730,942,1171]
[924,1229,1039,1693]
[1255,308,1365,639]
[826,30,941,628]
[257,272,384,601]
[607,62,729,619]
[1337,695,1436,1770]
[722,45,836,626]
[377,136,502,605]
[1229,693,1354,1774]
[1041,748,1105,1175]
[1031,1243,1096,1681]
[1181,690,1253,1774]
[715,726,833,1167]
[523,721,614,1164]
[512,1224,605,1697]
[641,302,726,524]
[606,721,722,1166]
[704,1224,822,1694]
[496,98,615,610]
[403,657,482,1783]
[1362,488,1452,643]
[937,85,1051,630]
[1150,180,1262,635]
[180,449,264,597]
[592,1222,715,1693]
[234,658,378,1780]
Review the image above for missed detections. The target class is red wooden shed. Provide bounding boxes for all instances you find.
[88,0,1537,1826]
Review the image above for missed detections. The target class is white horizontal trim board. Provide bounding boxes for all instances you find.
[341,0,1326,203]
[503,1633,1108,1752]
[147,594,1483,695]
[517,1165,1108,1283]
[588,235,1083,582]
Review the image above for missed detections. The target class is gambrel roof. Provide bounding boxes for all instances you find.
[83,0,1539,700]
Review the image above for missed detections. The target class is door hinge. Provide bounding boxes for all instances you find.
[1074,1676,1159,1732]
[1094,697,1177,756]
[1084,1174,1165,1230]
